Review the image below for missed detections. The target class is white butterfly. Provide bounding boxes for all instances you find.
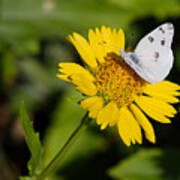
[120,23,174,84]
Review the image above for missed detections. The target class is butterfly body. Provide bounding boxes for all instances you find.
[120,23,174,84]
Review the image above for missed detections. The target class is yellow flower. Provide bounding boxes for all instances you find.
[57,26,180,146]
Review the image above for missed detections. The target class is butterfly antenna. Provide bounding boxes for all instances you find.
[126,32,135,51]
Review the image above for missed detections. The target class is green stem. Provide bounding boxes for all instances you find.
[36,113,90,180]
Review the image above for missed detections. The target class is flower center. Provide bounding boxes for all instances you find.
[94,53,145,108]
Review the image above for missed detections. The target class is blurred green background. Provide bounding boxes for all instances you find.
[1,0,180,180]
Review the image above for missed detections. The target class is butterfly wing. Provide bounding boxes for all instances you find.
[119,50,157,83]
[134,23,174,83]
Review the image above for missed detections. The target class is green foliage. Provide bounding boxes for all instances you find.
[42,88,106,172]
[19,177,32,180]
[20,102,43,176]
[110,0,180,18]
[2,0,180,43]
[109,148,180,180]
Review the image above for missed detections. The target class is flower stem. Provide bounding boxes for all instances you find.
[37,112,90,180]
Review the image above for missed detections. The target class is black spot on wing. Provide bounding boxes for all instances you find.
[154,52,159,62]
[159,27,165,33]
[161,40,165,46]
[148,36,154,43]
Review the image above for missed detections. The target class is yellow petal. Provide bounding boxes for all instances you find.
[112,28,125,53]
[57,63,97,95]
[81,96,103,118]
[144,91,179,103]
[117,107,142,146]
[135,96,177,123]
[88,29,105,64]
[56,74,70,82]
[71,74,97,96]
[58,62,95,82]
[97,101,118,130]
[130,104,156,143]
[100,26,125,55]
[160,81,180,90]
[101,26,112,53]
[144,81,180,103]
[88,26,125,64]
[144,81,180,94]
[68,33,97,68]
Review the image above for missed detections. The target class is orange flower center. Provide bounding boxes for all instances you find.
[94,53,145,108]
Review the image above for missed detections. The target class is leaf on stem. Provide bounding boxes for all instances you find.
[20,102,43,176]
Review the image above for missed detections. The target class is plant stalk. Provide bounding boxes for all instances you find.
[36,113,90,180]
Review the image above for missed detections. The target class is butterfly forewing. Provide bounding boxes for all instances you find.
[135,23,174,51]
[134,23,174,83]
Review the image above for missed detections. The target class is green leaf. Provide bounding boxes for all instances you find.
[20,102,43,176]
[109,148,180,180]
